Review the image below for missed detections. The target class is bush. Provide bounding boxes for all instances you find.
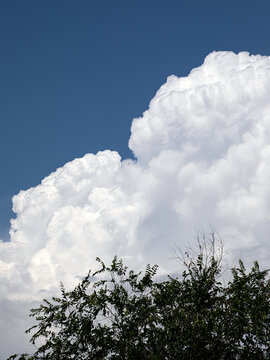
[8,235,270,359]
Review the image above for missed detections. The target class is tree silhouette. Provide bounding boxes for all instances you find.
[8,234,270,359]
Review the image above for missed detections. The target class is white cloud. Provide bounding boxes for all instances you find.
[2,51,270,357]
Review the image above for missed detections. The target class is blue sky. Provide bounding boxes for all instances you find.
[1,0,270,239]
[3,2,270,356]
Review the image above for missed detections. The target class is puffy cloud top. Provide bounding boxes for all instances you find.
[130,51,270,163]
[2,51,270,357]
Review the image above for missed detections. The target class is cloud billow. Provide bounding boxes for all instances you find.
[1,51,270,357]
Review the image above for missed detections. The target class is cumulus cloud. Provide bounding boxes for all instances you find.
[2,51,270,356]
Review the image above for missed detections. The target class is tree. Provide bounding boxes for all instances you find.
[8,235,270,359]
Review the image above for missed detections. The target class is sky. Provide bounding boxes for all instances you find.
[1,0,270,239]
[1,0,270,357]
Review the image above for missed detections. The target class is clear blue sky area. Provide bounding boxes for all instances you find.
[0,0,269,239]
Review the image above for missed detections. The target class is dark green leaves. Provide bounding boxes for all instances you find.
[8,252,270,359]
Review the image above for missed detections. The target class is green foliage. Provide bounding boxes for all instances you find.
[8,243,270,359]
